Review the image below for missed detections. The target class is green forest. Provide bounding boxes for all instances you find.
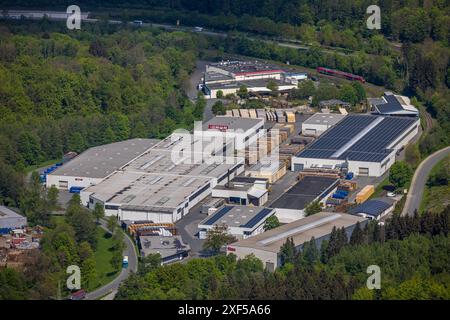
[115,207,450,300]
[0,21,205,207]
[2,0,447,154]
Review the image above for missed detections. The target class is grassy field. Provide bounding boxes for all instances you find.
[420,155,450,214]
[89,228,121,291]
[25,158,61,173]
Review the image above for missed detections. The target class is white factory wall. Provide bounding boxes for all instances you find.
[234,73,281,81]
[119,209,175,223]
[292,119,420,177]
[46,174,103,190]
[301,124,330,137]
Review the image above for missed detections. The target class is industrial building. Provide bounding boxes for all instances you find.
[301,113,347,136]
[202,60,297,99]
[139,235,190,264]
[0,206,27,234]
[349,197,395,220]
[46,139,159,190]
[226,212,367,270]
[292,115,420,177]
[80,133,246,223]
[370,92,419,117]
[200,116,265,151]
[198,206,276,240]
[271,176,339,223]
[211,177,269,206]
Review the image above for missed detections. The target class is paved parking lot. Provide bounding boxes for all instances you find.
[175,202,207,258]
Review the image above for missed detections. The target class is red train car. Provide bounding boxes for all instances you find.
[317,67,365,83]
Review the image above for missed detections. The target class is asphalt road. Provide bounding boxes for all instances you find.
[402,146,450,216]
[85,220,138,300]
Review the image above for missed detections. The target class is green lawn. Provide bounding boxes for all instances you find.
[420,155,450,214]
[25,158,61,173]
[89,228,121,291]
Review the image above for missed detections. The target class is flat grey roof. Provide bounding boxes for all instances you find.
[199,205,275,230]
[205,78,291,91]
[204,71,234,83]
[271,176,339,210]
[0,206,25,219]
[50,138,160,179]
[203,116,264,132]
[303,113,347,126]
[230,212,366,253]
[139,235,190,258]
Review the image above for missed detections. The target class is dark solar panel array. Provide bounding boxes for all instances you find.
[376,94,404,113]
[241,208,274,229]
[349,199,392,217]
[202,206,233,225]
[297,115,416,162]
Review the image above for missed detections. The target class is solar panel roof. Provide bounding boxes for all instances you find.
[349,198,394,217]
[296,115,417,162]
[376,94,404,113]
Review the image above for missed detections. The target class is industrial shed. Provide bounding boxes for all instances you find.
[46,138,159,190]
[198,206,276,240]
[370,92,419,117]
[348,197,395,220]
[301,113,347,137]
[292,115,420,177]
[226,212,367,270]
[81,133,246,223]
[0,206,27,234]
[270,176,339,223]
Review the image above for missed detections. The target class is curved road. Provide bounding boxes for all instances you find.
[402,146,450,216]
[85,220,138,300]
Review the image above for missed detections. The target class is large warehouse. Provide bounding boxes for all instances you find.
[202,60,297,99]
[46,138,159,190]
[81,134,245,223]
[226,212,367,270]
[292,115,420,177]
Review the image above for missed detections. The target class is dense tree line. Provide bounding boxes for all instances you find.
[114,206,450,300]
[0,21,204,207]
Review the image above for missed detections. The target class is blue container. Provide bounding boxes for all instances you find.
[69,186,83,194]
